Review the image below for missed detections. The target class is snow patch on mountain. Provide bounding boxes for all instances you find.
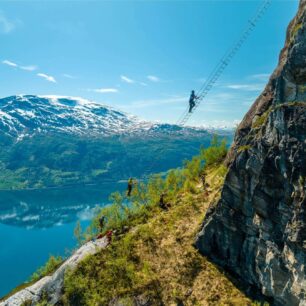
[0,95,227,141]
[0,95,156,138]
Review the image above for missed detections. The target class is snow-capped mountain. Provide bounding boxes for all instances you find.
[0,95,157,138]
[0,95,233,191]
[0,95,210,139]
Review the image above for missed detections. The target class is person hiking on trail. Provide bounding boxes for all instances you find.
[200,171,206,189]
[159,192,170,210]
[127,178,134,197]
[106,230,113,243]
[99,215,105,232]
[189,90,199,113]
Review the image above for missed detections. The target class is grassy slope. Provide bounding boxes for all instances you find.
[2,141,261,305]
[62,165,254,305]
[129,166,250,305]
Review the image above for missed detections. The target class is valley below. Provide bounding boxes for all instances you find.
[0,95,233,190]
[0,95,234,298]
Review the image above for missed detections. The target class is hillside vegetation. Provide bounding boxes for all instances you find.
[0,133,217,190]
[0,95,234,190]
[52,138,260,305]
[3,138,267,305]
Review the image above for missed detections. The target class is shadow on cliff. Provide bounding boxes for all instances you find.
[202,253,274,305]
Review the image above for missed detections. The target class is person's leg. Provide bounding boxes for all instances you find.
[189,101,195,112]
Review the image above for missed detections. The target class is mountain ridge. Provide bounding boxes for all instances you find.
[0,95,223,140]
[0,95,152,139]
[0,95,233,190]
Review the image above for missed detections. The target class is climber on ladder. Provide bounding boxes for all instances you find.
[189,90,199,113]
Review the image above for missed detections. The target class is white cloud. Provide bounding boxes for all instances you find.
[0,11,17,34]
[189,119,241,129]
[22,215,40,222]
[120,75,135,84]
[120,75,151,86]
[37,73,56,83]
[226,84,264,91]
[127,96,187,109]
[90,88,118,93]
[63,73,76,79]
[147,75,160,82]
[249,73,270,81]
[2,59,17,67]
[2,60,37,72]
[20,65,37,71]
[0,212,17,220]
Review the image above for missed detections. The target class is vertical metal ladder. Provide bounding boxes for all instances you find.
[176,0,272,127]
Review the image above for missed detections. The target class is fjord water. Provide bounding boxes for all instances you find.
[0,182,124,297]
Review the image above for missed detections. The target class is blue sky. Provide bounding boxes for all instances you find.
[0,0,299,127]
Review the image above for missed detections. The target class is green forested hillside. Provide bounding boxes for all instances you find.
[0,132,232,189]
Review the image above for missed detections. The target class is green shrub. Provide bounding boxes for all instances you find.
[184,155,202,181]
[36,291,50,306]
[183,178,197,194]
[237,145,251,153]
[146,174,165,205]
[252,109,271,129]
[63,234,155,305]
[165,169,184,198]
[30,255,63,282]
[251,302,270,306]
[21,300,32,306]
[291,22,302,41]
[200,136,227,167]
[74,221,83,245]
[216,164,228,178]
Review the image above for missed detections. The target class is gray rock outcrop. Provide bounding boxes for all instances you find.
[196,1,306,305]
[0,237,108,306]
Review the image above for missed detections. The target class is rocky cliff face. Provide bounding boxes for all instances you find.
[196,1,306,305]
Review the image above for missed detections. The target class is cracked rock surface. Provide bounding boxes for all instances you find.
[196,1,306,305]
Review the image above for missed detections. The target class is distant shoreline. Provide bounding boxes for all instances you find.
[0,180,128,192]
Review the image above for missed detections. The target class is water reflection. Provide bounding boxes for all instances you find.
[0,183,125,228]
